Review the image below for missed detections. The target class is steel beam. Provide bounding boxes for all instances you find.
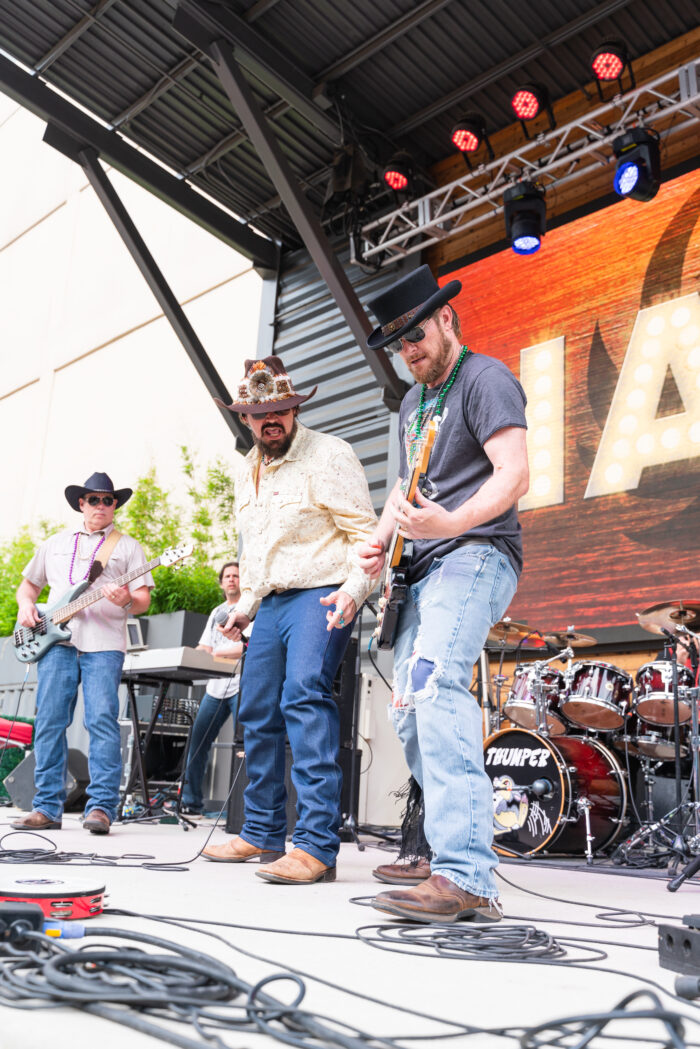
[194,36,407,408]
[174,1,340,141]
[0,54,276,271]
[42,124,253,450]
[34,0,119,73]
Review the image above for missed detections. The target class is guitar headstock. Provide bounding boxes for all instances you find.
[160,541,195,566]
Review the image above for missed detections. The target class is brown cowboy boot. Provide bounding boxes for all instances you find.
[372,874,502,923]
[255,847,336,884]
[372,858,432,885]
[203,836,286,863]
[11,810,62,831]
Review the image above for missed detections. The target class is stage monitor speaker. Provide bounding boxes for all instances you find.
[225,746,361,836]
[5,750,89,812]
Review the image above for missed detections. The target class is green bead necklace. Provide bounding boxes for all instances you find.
[413,345,470,436]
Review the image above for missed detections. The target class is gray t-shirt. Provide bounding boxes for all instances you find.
[398,351,527,583]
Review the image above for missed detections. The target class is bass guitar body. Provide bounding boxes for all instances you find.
[13,581,89,663]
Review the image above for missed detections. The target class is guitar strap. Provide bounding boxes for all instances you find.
[95,528,122,570]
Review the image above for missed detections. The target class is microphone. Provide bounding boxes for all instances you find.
[214,606,233,626]
[661,627,678,643]
[530,778,553,798]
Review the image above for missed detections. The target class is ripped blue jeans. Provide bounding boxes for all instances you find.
[392,543,517,899]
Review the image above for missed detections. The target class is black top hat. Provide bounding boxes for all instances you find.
[366,265,462,351]
[65,472,133,512]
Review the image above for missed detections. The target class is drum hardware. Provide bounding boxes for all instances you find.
[532,647,573,736]
[484,618,533,735]
[560,660,632,732]
[576,796,595,865]
[635,600,700,636]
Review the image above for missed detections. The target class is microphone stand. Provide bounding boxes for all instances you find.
[338,603,365,851]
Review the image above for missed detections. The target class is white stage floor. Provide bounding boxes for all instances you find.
[1,806,699,1048]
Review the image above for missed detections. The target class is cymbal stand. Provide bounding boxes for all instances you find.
[533,646,573,735]
[489,636,511,733]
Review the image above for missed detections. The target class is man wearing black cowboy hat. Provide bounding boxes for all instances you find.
[13,472,153,835]
[358,265,529,923]
[202,356,378,883]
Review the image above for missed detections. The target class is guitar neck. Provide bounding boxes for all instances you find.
[51,557,161,624]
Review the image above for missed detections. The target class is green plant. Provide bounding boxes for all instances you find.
[0,524,55,636]
[119,450,239,616]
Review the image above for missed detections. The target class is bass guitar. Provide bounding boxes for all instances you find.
[13,541,193,664]
[374,418,440,651]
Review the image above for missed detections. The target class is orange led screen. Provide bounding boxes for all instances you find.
[441,167,700,630]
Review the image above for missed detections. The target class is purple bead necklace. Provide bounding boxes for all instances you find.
[69,531,106,585]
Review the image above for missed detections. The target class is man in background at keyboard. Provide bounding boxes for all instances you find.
[177,561,246,816]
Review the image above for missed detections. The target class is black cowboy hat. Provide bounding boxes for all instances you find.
[65,472,133,512]
[214,356,317,416]
[366,265,462,351]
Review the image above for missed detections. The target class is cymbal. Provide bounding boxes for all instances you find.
[487,619,530,643]
[636,600,700,636]
[543,630,597,648]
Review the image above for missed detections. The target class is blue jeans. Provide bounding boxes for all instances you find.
[181,690,239,811]
[237,587,353,866]
[33,645,125,822]
[392,544,517,899]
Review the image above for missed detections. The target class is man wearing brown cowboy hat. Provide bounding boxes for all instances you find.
[358,265,529,923]
[202,356,378,883]
[13,472,154,835]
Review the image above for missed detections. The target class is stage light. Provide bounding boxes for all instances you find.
[612,128,660,202]
[504,181,546,255]
[510,84,555,138]
[511,85,544,121]
[383,152,412,192]
[591,41,626,81]
[590,40,634,97]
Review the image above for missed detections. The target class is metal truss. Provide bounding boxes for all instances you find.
[358,60,700,267]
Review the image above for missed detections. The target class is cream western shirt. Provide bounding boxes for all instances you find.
[23,522,154,653]
[235,423,378,619]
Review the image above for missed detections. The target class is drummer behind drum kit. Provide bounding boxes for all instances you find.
[482,602,700,878]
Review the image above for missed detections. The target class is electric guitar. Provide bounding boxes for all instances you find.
[13,541,194,664]
[374,418,440,651]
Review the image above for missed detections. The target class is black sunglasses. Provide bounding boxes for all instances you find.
[386,313,436,354]
[85,495,115,507]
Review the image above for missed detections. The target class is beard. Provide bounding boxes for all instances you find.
[254,419,297,460]
[407,328,456,385]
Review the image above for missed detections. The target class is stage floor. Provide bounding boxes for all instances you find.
[1,805,699,1048]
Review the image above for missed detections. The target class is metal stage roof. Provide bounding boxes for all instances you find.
[0,0,698,263]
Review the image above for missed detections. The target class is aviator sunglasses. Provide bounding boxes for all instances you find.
[386,312,436,354]
[85,495,115,506]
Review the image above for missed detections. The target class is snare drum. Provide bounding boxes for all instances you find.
[503,665,567,735]
[635,661,694,726]
[484,728,626,856]
[613,712,689,761]
[559,661,632,731]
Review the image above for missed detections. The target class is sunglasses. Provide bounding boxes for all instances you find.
[386,313,436,354]
[85,495,115,507]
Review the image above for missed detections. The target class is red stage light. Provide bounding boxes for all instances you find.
[592,51,624,80]
[452,127,479,152]
[384,168,408,191]
[511,88,541,121]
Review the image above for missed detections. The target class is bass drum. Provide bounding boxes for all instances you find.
[484,728,627,857]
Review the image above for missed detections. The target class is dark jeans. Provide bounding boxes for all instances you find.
[180,690,239,811]
[237,586,352,866]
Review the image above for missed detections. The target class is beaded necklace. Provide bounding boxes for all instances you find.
[69,530,106,585]
[412,344,470,437]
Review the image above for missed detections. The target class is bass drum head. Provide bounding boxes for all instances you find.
[484,729,566,856]
[484,728,627,857]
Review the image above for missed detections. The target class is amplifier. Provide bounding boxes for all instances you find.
[225,746,361,835]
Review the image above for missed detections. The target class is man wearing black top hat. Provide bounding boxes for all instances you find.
[358,266,529,923]
[12,472,153,835]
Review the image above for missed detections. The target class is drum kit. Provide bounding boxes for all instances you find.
[481,602,700,878]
